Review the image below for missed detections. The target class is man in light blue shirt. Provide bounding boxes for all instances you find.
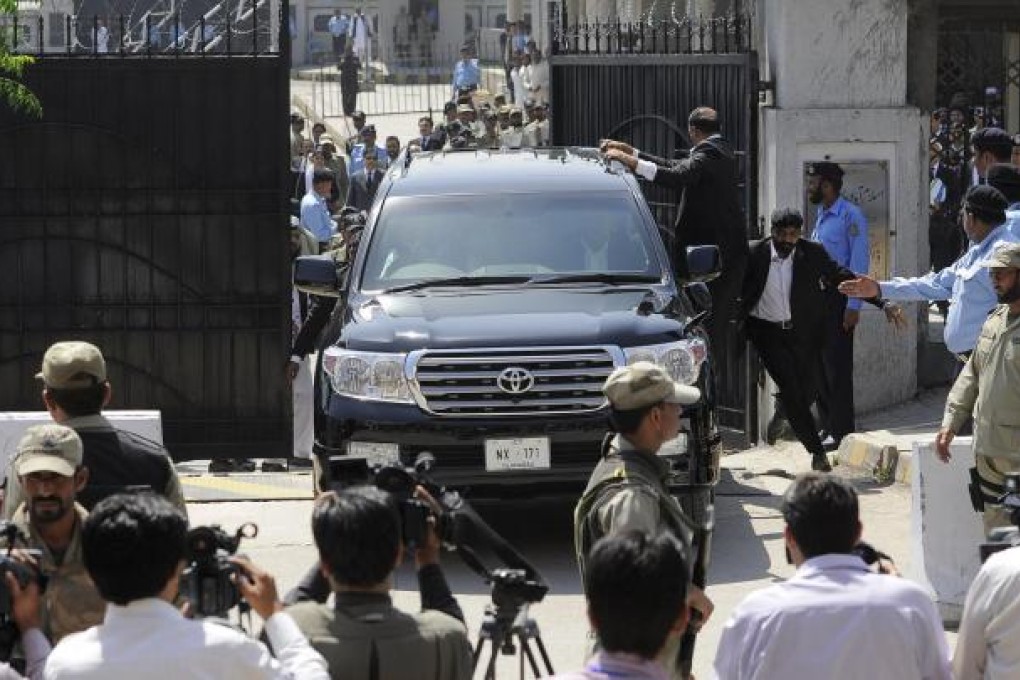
[327,10,349,63]
[451,46,480,99]
[988,163,1020,240]
[348,125,389,176]
[299,169,336,248]
[839,185,1016,360]
[807,162,869,445]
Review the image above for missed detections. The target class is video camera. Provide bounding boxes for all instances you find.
[181,523,258,620]
[325,452,546,595]
[0,523,45,663]
[975,473,1020,562]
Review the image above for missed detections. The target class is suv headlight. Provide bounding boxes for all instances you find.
[623,340,708,385]
[321,347,413,403]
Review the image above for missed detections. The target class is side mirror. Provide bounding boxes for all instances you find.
[685,245,722,283]
[294,254,344,297]
[686,281,713,313]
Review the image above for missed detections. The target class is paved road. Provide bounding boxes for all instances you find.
[187,442,945,679]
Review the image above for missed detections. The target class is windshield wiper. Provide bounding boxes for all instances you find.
[381,275,534,294]
[528,273,662,285]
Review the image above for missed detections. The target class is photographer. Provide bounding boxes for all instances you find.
[43,493,329,679]
[713,473,950,680]
[4,424,105,643]
[286,486,472,680]
[0,572,50,680]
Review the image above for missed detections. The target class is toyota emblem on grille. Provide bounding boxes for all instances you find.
[496,367,535,394]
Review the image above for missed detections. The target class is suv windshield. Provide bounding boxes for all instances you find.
[359,192,662,291]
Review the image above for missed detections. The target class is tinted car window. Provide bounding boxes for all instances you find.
[360,192,660,289]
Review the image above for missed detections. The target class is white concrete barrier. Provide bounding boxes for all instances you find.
[910,437,985,624]
[0,411,164,482]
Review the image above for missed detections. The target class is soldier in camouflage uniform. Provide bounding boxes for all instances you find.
[6,424,106,643]
[574,362,713,680]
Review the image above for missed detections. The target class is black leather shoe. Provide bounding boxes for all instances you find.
[811,453,833,473]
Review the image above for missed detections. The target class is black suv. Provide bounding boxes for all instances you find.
[296,148,722,516]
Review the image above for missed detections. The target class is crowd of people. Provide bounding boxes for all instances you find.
[7,339,1020,678]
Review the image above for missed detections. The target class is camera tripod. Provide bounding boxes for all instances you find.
[472,600,554,680]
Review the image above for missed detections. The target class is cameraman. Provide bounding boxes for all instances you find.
[43,492,329,679]
[286,487,472,680]
[713,473,950,679]
[0,572,50,680]
[4,424,105,643]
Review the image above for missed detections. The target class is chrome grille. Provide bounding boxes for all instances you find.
[411,348,618,416]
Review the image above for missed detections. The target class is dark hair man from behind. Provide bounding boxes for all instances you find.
[713,473,951,680]
[687,107,721,135]
[287,486,473,680]
[780,469,860,557]
[3,341,187,519]
[45,492,330,679]
[553,531,689,679]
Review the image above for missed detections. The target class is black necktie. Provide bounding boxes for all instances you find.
[366,175,373,194]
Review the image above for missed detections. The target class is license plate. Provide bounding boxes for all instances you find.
[347,442,400,468]
[484,437,551,472]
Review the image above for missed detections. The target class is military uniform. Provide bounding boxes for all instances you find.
[3,415,185,520]
[943,303,1020,532]
[286,591,472,680]
[574,362,701,680]
[9,502,106,643]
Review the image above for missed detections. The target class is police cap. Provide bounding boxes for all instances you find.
[806,161,844,184]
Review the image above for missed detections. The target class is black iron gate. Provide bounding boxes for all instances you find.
[0,21,292,461]
[548,13,760,441]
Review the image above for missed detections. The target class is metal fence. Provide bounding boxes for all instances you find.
[1,8,277,56]
[305,44,510,118]
[549,12,754,56]
[0,50,293,461]
[549,11,760,441]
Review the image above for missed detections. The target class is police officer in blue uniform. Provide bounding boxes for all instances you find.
[807,162,870,447]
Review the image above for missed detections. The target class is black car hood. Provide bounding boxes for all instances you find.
[341,287,688,351]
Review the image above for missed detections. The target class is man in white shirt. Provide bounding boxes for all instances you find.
[954,545,1020,679]
[713,473,951,680]
[43,492,329,680]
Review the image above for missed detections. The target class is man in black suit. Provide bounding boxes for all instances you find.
[743,209,900,472]
[601,107,749,359]
[416,116,444,151]
[346,147,384,212]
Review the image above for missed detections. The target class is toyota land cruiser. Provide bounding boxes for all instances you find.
[295,147,722,517]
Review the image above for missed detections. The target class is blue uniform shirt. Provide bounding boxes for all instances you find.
[880,224,1020,353]
[299,191,334,243]
[328,15,349,38]
[1006,204,1020,240]
[348,144,389,176]
[452,59,481,92]
[811,196,870,311]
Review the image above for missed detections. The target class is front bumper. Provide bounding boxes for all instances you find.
[315,396,716,497]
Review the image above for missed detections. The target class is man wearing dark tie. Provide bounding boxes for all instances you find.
[416,116,443,151]
[742,209,896,472]
[346,148,384,212]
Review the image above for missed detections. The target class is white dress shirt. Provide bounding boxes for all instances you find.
[954,545,1020,679]
[43,598,329,680]
[750,241,794,323]
[712,554,951,680]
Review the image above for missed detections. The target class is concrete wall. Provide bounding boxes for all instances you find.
[759,0,927,421]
